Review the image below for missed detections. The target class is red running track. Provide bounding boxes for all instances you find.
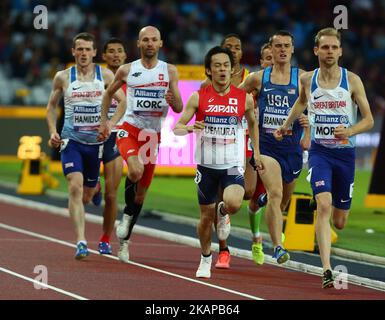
[1,201,385,300]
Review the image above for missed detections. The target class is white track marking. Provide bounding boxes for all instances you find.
[0,222,263,300]
[1,193,385,293]
[0,267,88,300]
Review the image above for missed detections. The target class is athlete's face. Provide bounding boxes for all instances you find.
[102,43,127,70]
[72,39,96,67]
[270,35,293,64]
[207,53,232,86]
[314,35,342,67]
[137,28,163,59]
[260,47,273,69]
[222,37,242,66]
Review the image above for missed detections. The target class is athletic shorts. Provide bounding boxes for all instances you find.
[116,122,160,188]
[260,144,302,184]
[102,132,121,164]
[195,165,245,205]
[308,142,355,210]
[60,139,103,188]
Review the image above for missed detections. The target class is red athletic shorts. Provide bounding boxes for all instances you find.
[116,122,160,188]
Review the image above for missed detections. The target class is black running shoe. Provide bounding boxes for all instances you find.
[322,269,334,289]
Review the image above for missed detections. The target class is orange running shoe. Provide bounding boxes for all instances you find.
[215,250,231,269]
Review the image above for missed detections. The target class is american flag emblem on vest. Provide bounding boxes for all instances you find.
[288,89,295,94]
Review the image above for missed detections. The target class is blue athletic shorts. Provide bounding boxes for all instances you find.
[308,142,355,210]
[260,144,302,183]
[102,132,120,164]
[60,139,103,188]
[195,165,245,205]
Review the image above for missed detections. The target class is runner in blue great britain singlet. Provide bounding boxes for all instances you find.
[60,64,104,188]
[308,67,357,210]
[258,66,302,183]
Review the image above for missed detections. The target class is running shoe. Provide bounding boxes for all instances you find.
[98,241,112,255]
[216,201,231,241]
[116,214,132,239]
[322,269,334,289]
[92,182,102,206]
[215,250,231,269]
[118,240,130,263]
[75,242,89,260]
[272,245,290,264]
[251,243,265,265]
[196,254,212,278]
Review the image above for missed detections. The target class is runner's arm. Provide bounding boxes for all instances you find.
[173,92,202,135]
[46,71,64,147]
[166,64,183,113]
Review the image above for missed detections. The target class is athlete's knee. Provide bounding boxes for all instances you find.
[224,198,242,214]
[199,214,214,228]
[316,196,332,215]
[127,167,143,183]
[68,182,83,199]
[267,188,282,204]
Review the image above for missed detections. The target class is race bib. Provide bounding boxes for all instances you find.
[314,114,349,146]
[132,88,167,117]
[73,105,101,132]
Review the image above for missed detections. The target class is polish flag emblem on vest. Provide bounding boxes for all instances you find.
[159,74,164,80]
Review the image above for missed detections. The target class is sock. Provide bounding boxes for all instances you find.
[77,240,87,246]
[124,177,136,211]
[248,206,264,237]
[99,234,110,243]
[219,246,230,253]
[202,252,212,258]
[123,202,143,241]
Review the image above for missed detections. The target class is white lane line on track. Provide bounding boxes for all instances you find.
[1,192,385,293]
[0,267,88,300]
[0,222,263,300]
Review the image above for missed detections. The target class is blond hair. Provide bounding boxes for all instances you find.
[314,28,341,47]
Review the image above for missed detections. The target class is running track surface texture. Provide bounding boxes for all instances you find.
[1,200,385,301]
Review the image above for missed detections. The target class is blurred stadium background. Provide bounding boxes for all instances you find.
[0,0,384,255]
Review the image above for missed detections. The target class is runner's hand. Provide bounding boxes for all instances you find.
[97,121,112,142]
[49,132,62,148]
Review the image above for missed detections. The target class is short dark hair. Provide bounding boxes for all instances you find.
[269,30,294,45]
[72,32,95,49]
[103,38,126,53]
[221,33,242,47]
[204,46,234,80]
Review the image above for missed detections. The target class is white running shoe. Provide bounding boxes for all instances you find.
[118,240,130,263]
[116,214,132,239]
[195,254,212,278]
[216,201,231,241]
